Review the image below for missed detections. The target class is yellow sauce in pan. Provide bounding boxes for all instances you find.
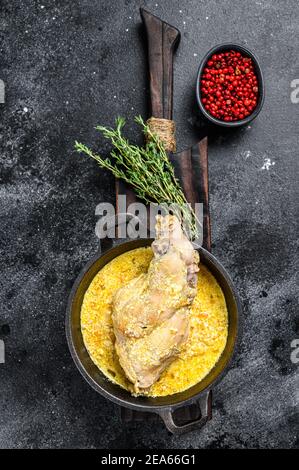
[81,247,228,397]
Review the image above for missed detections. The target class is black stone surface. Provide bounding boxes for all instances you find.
[0,0,298,449]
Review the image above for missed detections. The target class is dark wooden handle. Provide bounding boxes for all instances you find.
[199,139,211,252]
[170,139,211,252]
[140,8,180,119]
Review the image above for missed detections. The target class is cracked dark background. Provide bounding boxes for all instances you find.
[0,0,298,449]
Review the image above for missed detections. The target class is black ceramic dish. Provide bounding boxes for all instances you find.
[66,238,241,434]
[196,43,265,127]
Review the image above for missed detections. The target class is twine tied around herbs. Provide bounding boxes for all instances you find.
[146,117,176,153]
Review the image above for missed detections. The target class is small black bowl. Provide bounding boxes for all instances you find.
[196,43,265,127]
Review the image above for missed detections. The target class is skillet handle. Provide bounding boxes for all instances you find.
[158,391,211,434]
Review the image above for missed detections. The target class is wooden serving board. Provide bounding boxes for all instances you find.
[116,9,211,426]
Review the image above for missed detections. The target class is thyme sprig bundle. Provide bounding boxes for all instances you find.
[75,116,199,239]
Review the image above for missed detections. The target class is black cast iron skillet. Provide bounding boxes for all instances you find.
[66,9,241,434]
[66,237,241,434]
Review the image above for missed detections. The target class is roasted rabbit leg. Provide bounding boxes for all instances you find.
[112,215,199,391]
